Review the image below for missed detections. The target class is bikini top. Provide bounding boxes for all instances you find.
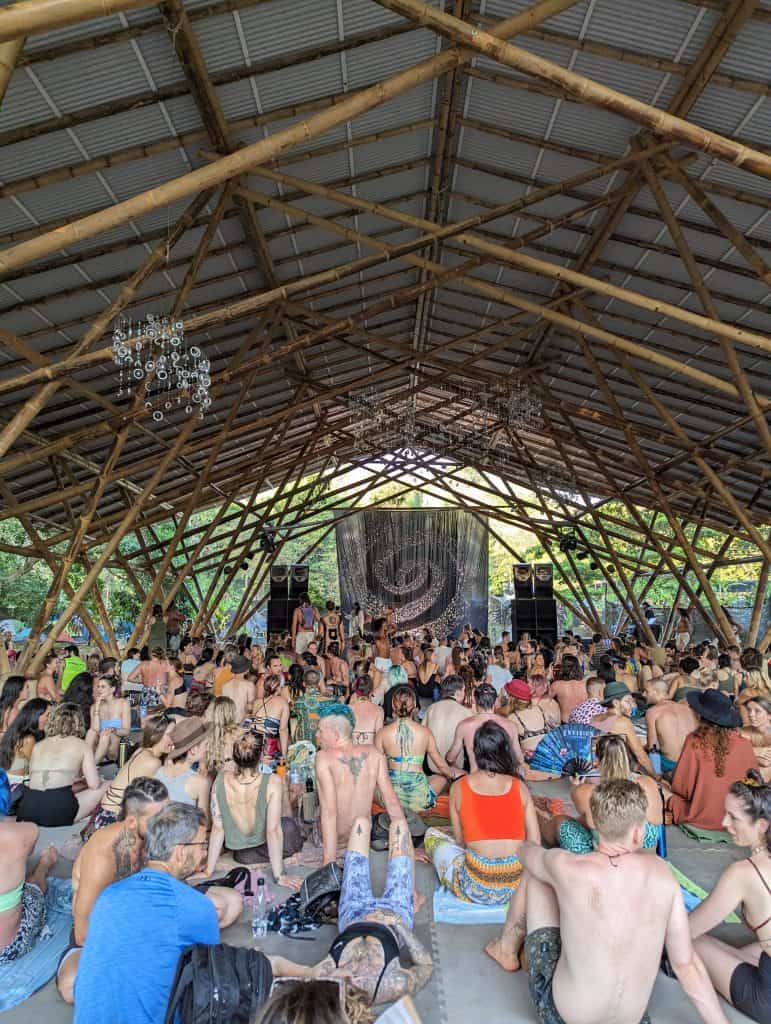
[100,718,123,730]
[744,859,771,934]
[329,922,400,1001]
[511,707,548,740]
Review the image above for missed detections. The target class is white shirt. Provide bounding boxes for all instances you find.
[486,663,513,693]
[434,645,452,672]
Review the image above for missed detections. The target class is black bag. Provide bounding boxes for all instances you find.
[297,862,343,921]
[164,943,272,1024]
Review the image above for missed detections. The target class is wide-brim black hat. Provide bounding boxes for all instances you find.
[686,688,741,728]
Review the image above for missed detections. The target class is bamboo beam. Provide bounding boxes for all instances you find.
[0,0,150,42]
[747,557,770,647]
[373,0,771,176]
[0,36,23,104]
[0,0,574,277]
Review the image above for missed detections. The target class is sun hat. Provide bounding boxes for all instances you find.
[686,688,741,728]
[168,716,210,756]
[601,681,632,706]
[504,678,532,701]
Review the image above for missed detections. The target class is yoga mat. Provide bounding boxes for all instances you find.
[432,886,508,924]
[668,864,740,924]
[678,824,732,844]
[0,878,73,1012]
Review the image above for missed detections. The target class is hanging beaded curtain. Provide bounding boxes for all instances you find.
[336,511,488,636]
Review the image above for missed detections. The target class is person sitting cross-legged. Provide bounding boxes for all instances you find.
[0,821,58,964]
[486,780,729,1024]
[268,816,433,1006]
[424,720,540,905]
[73,802,220,1024]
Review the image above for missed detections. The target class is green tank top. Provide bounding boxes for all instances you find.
[214,771,270,850]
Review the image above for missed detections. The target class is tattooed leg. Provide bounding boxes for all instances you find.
[347,816,372,857]
[388,820,415,862]
[485,877,528,972]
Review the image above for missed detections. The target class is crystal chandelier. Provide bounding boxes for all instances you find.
[111,313,212,421]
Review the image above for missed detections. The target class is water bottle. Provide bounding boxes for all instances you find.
[251,877,269,939]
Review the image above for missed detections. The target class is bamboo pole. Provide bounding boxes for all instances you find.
[0,0,575,277]
[26,416,199,673]
[372,0,771,176]
[0,36,23,105]
[0,0,151,41]
[746,557,769,647]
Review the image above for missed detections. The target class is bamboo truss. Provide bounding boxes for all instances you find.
[0,0,769,649]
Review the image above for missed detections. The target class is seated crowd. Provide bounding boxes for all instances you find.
[0,606,769,1023]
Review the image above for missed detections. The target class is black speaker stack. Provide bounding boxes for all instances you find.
[267,564,309,634]
[511,562,557,643]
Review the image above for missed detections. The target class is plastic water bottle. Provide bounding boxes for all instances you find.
[251,877,269,939]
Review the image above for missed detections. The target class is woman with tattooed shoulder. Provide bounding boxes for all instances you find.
[375,685,459,812]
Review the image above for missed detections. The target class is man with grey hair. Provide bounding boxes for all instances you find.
[315,703,405,865]
[73,803,219,1024]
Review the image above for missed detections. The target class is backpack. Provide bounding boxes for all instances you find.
[164,944,273,1024]
[297,861,343,920]
[0,769,9,816]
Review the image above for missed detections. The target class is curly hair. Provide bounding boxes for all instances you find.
[46,701,86,740]
[692,721,732,777]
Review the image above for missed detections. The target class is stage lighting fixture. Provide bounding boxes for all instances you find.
[576,550,589,561]
[558,528,578,554]
[607,564,617,574]
[589,561,598,570]
[259,527,277,554]
[240,560,249,571]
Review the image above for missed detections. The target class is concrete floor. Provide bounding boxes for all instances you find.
[6,780,755,1024]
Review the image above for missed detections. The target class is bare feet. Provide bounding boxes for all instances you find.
[28,845,58,893]
[485,937,521,972]
[414,849,431,865]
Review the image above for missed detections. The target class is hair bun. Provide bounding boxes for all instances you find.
[742,769,765,788]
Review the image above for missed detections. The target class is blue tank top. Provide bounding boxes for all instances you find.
[301,606,315,629]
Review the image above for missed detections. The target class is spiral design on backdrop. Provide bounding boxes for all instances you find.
[336,511,488,636]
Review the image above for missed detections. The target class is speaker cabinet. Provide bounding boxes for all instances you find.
[289,564,309,599]
[270,564,290,599]
[535,599,557,642]
[267,597,299,634]
[511,598,557,644]
[533,563,554,599]
[511,599,537,637]
[513,563,533,599]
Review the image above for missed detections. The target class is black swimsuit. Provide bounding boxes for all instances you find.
[511,707,549,741]
[329,922,400,1001]
[730,859,771,1022]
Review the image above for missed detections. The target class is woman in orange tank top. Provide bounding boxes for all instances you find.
[424,720,540,906]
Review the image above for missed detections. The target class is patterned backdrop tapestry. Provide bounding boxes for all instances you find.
[336,511,488,636]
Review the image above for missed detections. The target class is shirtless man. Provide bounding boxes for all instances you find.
[372,618,392,674]
[324,643,349,697]
[447,683,523,773]
[590,682,660,781]
[320,600,345,651]
[221,655,255,722]
[315,703,405,865]
[0,821,57,964]
[56,777,241,1003]
[487,780,727,1024]
[36,653,62,703]
[550,674,588,723]
[422,676,474,772]
[644,677,698,775]
[292,593,319,655]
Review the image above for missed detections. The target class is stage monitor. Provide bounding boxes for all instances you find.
[270,564,290,599]
[290,564,309,599]
[513,563,533,600]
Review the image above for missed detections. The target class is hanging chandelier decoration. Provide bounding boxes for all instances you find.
[111,313,212,421]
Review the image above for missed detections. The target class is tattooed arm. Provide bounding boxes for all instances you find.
[206,785,225,876]
[375,924,433,1004]
[375,750,407,826]
[72,839,128,945]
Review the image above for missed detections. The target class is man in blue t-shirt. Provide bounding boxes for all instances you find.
[74,802,218,1024]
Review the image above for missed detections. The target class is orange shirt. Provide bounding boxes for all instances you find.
[458,776,525,843]
[214,666,233,696]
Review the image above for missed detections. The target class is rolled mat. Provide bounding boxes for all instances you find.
[432,886,508,924]
[0,878,73,1011]
[677,824,732,844]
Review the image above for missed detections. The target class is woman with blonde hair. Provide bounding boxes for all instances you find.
[206,696,240,773]
[554,734,663,852]
[738,648,771,725]
[257,979,374,1024]
[17,703,107,826]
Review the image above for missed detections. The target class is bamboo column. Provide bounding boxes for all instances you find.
[747,558,770,647]
[26,416,199,673]
[0,0,151,42]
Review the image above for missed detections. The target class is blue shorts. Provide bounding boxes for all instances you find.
[339,851,413,932]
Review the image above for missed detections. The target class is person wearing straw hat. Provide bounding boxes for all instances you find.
[662,690,758,832]
[154,716,212,813]
[590,681,660,781]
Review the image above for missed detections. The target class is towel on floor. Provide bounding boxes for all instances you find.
[668,864,740,924]
[677,824,732,844]
[0,878,73,1011]
[432,886,508,924]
